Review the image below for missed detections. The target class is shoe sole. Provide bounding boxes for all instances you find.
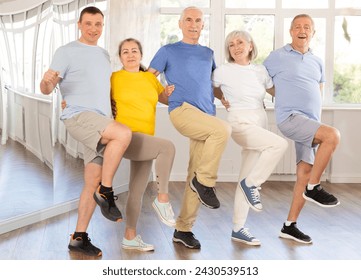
[122,244,154,252]
[152,201,176,228]
[302,193,341,208]
[93,192,122,222]
[279,232,313,244]
[172,237,201,249]
[189,182,219,209]
[68,245,103,257]
[239,184,262,212]
[231,237,261,246]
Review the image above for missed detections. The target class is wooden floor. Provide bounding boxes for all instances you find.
[0,180,360,260]
[0,138,53,221]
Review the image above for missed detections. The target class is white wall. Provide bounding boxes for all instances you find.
[155,106,361,184]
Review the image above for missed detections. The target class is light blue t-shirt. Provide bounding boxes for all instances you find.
[149,41,216,115]
[263,44,325,124]
[50,40,112,119]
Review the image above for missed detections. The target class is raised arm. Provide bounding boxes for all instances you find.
[40,69,60,95]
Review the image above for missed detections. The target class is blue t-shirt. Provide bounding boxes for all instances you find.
[50,40,112,119]
[263,44,325,124]
[149,41,216,115]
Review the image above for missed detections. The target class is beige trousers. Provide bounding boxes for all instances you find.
[229,109,288,230]
[170,102,231,231]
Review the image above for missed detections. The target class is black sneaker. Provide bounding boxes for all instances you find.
[190,176,220,209]
[173,230,201,249]
[303,184,340,207]
[279,222,312,244]
[68,233,102,256]
[93,186,123,222]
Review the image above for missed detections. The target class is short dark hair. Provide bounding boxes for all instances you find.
[79,6,104,22]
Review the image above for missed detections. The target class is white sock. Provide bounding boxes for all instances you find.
[285,220,295,226]
[307,183,320,190]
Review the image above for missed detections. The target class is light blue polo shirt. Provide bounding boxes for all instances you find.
[263,44,325,124]
[149,41,216,115]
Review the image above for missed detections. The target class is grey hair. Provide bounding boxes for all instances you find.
[179,6,203,21]
[290,14,315,30]
[224,30,258,62]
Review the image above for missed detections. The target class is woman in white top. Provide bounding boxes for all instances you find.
[212,30,288,245]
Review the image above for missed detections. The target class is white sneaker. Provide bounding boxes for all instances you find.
[122,235,154,251]
[152,198,176,227]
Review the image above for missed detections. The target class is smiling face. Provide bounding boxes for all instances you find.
[289,15,315,53]
[119,40,142,72]
[179,7,204,44]
[228,36,253,65]
[78,12,104,46]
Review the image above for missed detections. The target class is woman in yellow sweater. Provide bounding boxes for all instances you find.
[112,38,175,251]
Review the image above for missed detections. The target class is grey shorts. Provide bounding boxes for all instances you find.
[277,113,321,165]
[63,111,113,165]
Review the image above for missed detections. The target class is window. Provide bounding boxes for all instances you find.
[159,0,361,105]
[333,16,361,103]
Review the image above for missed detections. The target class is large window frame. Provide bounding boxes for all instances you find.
[160,0,361,107]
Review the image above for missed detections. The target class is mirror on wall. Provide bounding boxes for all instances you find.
[0,0,114,234]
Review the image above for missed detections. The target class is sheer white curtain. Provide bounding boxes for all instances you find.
[109,0,161,70]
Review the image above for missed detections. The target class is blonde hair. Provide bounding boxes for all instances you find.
[224,30,258,62]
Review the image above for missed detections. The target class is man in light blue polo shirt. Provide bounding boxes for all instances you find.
[264,14,340,244]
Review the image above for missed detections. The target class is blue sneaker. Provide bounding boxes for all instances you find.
[231,228,261,246]
[239,179,262,212]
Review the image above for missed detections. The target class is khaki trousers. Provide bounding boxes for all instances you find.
[170,102,231,231]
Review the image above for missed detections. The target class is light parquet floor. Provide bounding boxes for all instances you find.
[0,180,360,260]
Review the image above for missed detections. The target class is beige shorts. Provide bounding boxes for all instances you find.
[63,111,113,165]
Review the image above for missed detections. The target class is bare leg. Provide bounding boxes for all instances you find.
[309,125,340,184]
[100,121,131,187]
[75,162,102,232]
[287,161,311,222]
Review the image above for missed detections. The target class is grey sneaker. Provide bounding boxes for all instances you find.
[152,198,176,227]
[279,222,312,244]
[231,228,261,246]
[239,179,262,212]
[122,235,154,251]
[190,176,220,209]
[93,186,122,222]
[68,233,102,256]
[303,184,340,207]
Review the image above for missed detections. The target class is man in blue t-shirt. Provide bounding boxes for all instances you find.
[264,14,340,244]
[149,6,231,249]
[40,6,131,257]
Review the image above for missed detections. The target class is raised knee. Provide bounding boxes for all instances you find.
[329,127,341,147]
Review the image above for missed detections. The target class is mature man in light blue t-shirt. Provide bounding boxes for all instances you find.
[149,6,231,250]
[40,6,131,257]
[264,14,340,244]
